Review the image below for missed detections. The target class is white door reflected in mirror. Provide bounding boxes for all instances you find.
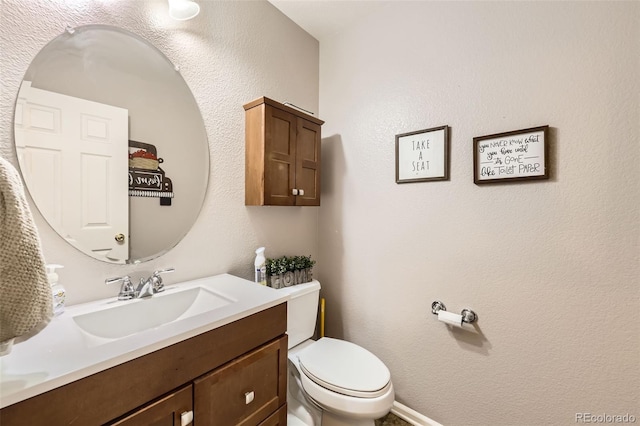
[15,81,129,263]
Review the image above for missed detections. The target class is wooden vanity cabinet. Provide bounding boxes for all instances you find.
[244,97,324,206]
[0,303,287,426]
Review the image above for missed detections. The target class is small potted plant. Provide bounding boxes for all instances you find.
[266,255,315,288]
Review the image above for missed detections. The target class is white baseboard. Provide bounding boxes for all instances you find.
[390,401,443,426]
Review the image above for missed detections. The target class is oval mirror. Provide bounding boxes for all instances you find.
[13,25,209,264]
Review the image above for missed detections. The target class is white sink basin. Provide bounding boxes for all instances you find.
[72,286,235,340]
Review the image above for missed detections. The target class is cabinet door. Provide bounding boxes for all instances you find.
[194,336,287,426]
[294,118,321,206]
[264,105,297,206]
[108,385,192,426]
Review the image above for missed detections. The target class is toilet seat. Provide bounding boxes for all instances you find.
[298,361,395,420]
[297,337,391,398]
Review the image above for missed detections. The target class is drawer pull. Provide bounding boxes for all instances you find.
[245,390,255,405]
[180,410,194,426]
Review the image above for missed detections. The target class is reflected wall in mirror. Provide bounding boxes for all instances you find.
[14,25,209,264]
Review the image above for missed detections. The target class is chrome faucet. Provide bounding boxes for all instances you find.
[105,275,136,300]
[135,276,155,298]
[106,268,175,300]
[136,268,175,298]
[151,268,174,292]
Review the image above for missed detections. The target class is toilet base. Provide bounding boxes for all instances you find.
[322,410,376,426]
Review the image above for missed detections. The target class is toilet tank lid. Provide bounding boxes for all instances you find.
[274,280,320,299]
[297,337,391,395]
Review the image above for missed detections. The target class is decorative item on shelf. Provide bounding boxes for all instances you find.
[129,149,161,170]
[266,255,316,289]
[128,140,174,206]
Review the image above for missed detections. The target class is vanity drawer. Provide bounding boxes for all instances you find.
[108,384,192,425]
[194,335,287,426]
[259,404,287,425]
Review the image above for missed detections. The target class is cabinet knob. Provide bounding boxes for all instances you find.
[180,410,194,426]
[245,390,255,405]
[299,189,305,196]
[292,189,299,196]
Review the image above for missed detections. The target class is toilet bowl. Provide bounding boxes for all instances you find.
[278,281,394,425]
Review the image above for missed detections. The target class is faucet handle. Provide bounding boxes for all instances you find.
[151,268,175,293]
[105,275,135,300]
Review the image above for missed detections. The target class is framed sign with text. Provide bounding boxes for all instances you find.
[396,125,450,183]
[473,125,549,184]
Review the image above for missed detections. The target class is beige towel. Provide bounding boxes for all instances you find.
[0,157,52,350]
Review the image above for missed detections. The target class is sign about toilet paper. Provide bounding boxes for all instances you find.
[473,125,549,184]
[395,125,449,183]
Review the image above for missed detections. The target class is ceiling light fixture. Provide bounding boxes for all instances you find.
[168,0,200,21]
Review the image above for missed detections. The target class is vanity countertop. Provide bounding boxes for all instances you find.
[0,273,288,409]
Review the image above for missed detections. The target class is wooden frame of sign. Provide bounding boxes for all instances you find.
[396,125,450,183]
[473,125,549,184]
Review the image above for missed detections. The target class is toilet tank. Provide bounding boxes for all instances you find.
[275,280,321,349]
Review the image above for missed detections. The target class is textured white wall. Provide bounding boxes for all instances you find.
[0,0,320,304]
[317,2,639,425]
[2,1,639,424]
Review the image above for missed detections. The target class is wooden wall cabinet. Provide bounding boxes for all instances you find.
[244,97,324,206]
[0,304,288,426]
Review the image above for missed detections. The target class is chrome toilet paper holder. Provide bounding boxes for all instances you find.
[431,300,477,324]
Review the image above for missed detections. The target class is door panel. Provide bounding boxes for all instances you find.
[265,106,296,205]
[295,119,321,206]
[194,337,287,426]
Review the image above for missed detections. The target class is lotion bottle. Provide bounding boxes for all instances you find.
[46,264,65,316]
[254,247,267,286]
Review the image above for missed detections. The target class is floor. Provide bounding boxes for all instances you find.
[375,412,412,426]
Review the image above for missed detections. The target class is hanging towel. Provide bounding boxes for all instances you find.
[0,157,52,354]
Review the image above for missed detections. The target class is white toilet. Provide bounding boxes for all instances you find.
[279,281,394,426]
